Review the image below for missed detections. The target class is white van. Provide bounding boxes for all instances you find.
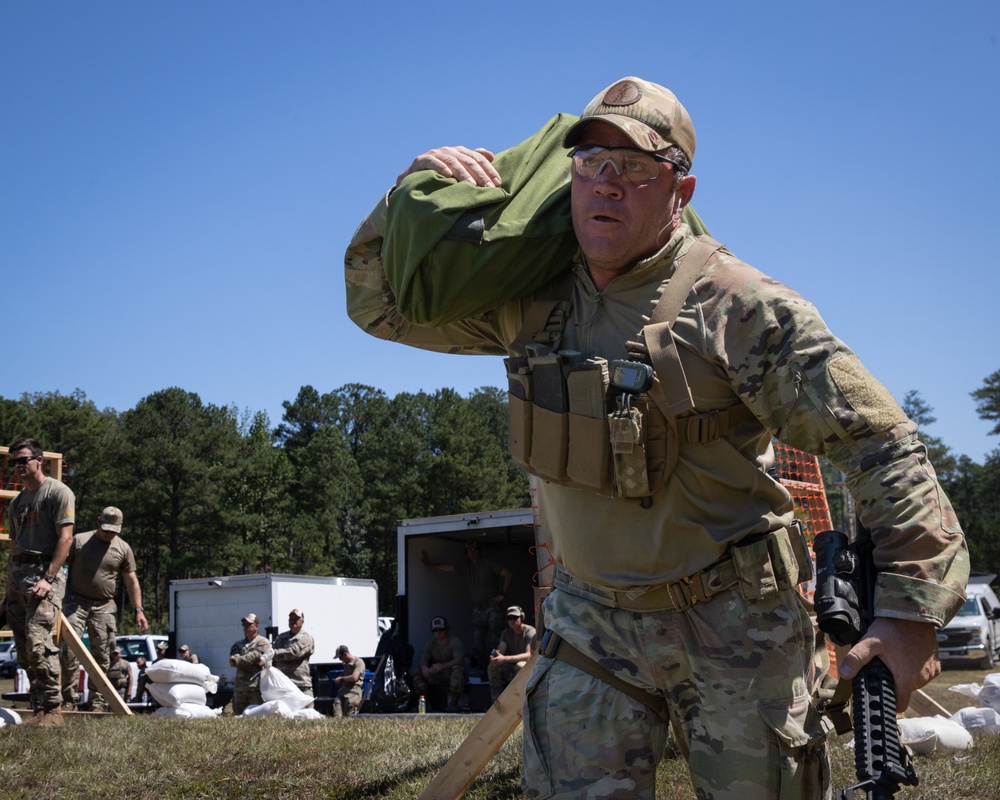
[937,574,1000,669]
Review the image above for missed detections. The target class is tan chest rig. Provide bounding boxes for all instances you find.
[504,236,758,504]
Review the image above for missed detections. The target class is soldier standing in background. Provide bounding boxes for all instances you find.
[3,438,75,727]
[60,506,147,711]
[331,644,365,717]
[229,611,270,714]
[271,608,315,696]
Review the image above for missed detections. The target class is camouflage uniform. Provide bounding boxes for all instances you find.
[5,476,75,714]
[229,634,270,714]
[332,655,366,717]
[412,634,466,711]
[106,655,130,700]
[60,529,138,709]
[272,628,316,695]
[488,622,537,702]
[346,171,968,796]
[455,558,508,669]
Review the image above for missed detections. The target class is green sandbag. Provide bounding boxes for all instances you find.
[384,113,707,327]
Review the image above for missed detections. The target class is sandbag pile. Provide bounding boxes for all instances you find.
[945,671,1000,740]
[146,658,222,719]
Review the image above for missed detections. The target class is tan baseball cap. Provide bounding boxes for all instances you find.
[563,77,696,164]
[99,506,124,533]
[241,613,259,625]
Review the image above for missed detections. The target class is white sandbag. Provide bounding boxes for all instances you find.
[153,703,222,719]
[0,707,22,726]
[291,707,324,720]
[144,658,219,692]
[951,706,1000,735]
[947,682,982,701]
[242,699,294,718]
[898,716,974,754]
[259,666,313,711]
[146,681,208,708]
[979,673,1000,713]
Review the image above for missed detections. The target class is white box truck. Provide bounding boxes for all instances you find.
[169,573,382,683]
[396,507,547,711]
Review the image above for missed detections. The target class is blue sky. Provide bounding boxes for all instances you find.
[2,1,998,462]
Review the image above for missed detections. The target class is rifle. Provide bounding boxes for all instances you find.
[814,525,918,800]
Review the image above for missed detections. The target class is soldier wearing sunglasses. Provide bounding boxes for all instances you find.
[4,437,76,727]
[346,77,968,798]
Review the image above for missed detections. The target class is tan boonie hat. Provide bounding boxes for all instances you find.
[99,506,124,534]
[562,77,696,164]
[241,612,259,625]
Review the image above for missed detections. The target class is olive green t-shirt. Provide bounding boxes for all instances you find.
[66,529,137,600]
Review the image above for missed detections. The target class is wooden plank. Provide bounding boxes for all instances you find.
[55,611,132,716]
[419,652,537,800]
[906,688,951,718]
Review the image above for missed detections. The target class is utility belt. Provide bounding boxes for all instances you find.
[553,523,813,613]
[65,592,115,608]
[9,552,52,565]
[542,524,815,721]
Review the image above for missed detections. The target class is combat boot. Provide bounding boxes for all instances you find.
[20,710,43,726]
[36,708,64,728]
[446,692,459,713]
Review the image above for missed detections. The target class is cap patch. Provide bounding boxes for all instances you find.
[603,80,642,107]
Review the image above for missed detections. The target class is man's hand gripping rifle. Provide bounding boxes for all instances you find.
[814,526,919,800]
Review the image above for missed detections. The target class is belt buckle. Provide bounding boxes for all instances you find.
[667,571,709,611]
[539,629,561,659]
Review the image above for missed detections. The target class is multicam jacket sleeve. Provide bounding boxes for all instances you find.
[345,194,526,355]
[693,251,968,627]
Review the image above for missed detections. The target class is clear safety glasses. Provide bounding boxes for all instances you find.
[568,146,685,183]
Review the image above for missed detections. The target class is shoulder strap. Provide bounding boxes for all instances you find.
[644,236,724,417]
[509,270,575,357]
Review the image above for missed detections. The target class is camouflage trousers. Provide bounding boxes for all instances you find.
[472,605,506,669]
[488,657,528,702]
[61,594,117,708]
[5,562,66,712]
[333,686,363,718]
[412,665,466,710]
[522,585,832,799]
[232,685,263,715]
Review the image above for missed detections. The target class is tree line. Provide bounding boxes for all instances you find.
[2,369,999,629]
[0,385,529,624]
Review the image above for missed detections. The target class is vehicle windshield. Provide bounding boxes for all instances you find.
[956,597,980,616]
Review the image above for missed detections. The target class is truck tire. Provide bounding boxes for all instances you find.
[979,637,996,670]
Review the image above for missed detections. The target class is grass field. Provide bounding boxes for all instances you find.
[1,667,998,799]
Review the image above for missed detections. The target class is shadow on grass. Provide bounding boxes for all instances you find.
[347,753,525,800]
